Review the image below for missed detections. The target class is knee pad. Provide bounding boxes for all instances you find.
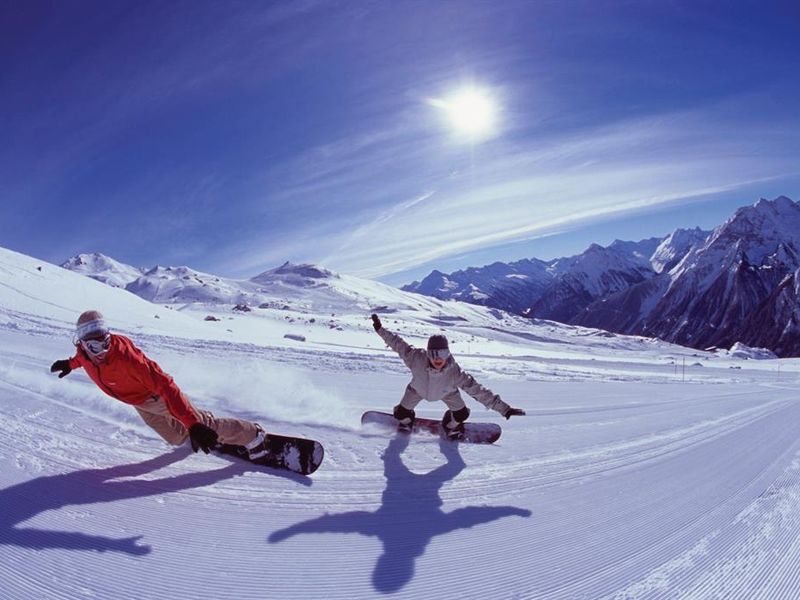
[393,404,416,422]
[442,406,470,429]
[452,406,470,423]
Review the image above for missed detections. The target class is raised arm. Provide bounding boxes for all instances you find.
[371,314,418,368]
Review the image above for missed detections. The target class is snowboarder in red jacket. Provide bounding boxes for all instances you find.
[50,310,269,459]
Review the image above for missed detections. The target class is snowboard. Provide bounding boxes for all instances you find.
[361,410,502,444]
[215,433,324,475]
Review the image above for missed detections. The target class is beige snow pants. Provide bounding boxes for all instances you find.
[135,396,260,447]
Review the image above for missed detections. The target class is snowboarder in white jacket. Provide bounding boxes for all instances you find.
[371,314,525,438]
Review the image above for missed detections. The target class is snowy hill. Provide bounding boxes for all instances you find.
[68,254,455,320]
[123,262,344,306]
[20,244,713,377]
[125,264,254,304]
[3,243,800,598]
[61,252,145,288]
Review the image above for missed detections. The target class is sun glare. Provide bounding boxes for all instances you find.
[430,86,497,140]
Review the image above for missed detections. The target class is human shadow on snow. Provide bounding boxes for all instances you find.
[0,446,284,555]
[268,434,531,593]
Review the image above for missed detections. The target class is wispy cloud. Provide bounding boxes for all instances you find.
[5,2,799,280]
[328,191,437,255]
[219,96,800,278]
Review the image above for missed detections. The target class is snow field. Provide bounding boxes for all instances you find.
[3,329,800,598]
[3,247,800,598]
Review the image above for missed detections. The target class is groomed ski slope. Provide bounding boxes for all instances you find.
[2,249,800,599]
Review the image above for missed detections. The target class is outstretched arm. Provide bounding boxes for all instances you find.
[50,351,87,378]
[455,368,525,419]
[268,511,374,543]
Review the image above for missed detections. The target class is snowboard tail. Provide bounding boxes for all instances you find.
[215,433,324,475]
[361,410,501,444]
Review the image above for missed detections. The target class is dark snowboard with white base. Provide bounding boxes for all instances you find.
[361,410,501,444]
[215,433,324,475]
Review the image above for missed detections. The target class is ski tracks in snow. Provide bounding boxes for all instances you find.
[3,339,800,597]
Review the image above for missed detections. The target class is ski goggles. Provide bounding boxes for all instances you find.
[75,318,109,343]
[427,348,450,361]
[80,334,111,357]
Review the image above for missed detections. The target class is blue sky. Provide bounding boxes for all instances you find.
[2,1,799,286]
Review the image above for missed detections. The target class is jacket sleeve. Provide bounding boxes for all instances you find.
[126,345,200,429]
[377,327,419,368]
[455,367,510,415]
[68,352,84,370]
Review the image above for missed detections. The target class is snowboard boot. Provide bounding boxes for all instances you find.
[393,404,416,434]
[244,426,269,461]
[442,407,470,441]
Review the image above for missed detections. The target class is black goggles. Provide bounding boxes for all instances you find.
[427,348,450,360]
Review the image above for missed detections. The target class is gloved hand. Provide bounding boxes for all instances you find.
[371,314,382,332]
[503,407,526,420]
[189,423,219,454]
[50,359,72,379]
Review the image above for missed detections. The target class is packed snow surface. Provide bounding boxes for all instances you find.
[2,246,800,599]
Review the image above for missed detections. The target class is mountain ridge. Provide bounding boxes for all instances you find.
[404,196,800,357]
[60,196,800,356]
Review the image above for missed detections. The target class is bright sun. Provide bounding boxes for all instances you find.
[430,86,497,140]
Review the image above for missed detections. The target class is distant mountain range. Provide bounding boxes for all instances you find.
[60,254,498,333]
[61,196,800,357]
[402,196,800,357]
[61,254,344,307]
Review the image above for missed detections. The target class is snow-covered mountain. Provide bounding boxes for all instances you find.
[66,254,391,312]
[736,267,800,356]
[9,242,724,377]
[60,196,799,357]
[404,258,553,312]
[66,257,350,310]
[61,252,144,288]
[527,238,663,322]
[638,196,800,352]
[404,236,687,322]
[576,196,800,356]
[125,264,275,305]
[650,227,709,274]
[405,196,800,357]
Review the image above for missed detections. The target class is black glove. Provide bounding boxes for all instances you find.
[371,314,382,332]
[503,407,526,420]
[189,423,219,454]
[50,359,72,379]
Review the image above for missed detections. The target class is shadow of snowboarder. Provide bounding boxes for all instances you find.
[0,446,258,555]
[268,434,531,593]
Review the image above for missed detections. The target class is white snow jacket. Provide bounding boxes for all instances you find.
[378,327,510,415]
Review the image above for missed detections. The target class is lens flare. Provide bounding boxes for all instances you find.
[430,86,497,140]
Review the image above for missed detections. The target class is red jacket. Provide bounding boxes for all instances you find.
[69,334,199,429]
